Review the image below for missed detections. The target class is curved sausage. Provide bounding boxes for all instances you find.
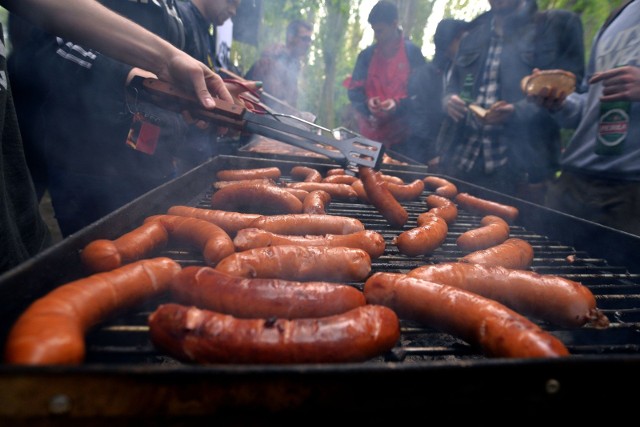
[145,215,235,266]
[286,182,358,200]
[215,245,372,282]
[148,303,400,364]
[385,179,425,201]
[325,168,346,176]
[460,237,534,270]
[4,257,181,365]
[233,228,386,258]
[282,187,310,201]
[358,166,408,228]
[322,174,358,184]
[364,272,570,358]
[81,220,169,273]
[211,182,303,214]
[408,262,610,328]
[302,190,331,214]
[456,215,510,252]
[423,176,458,199]
[423,194,458,225]
[248,213,365,235]
[216,167,282,181]
[350,179,369,203]
[290,166,323,182]
[455,192,519,223]
[393,214,448,257]
[166,206,260,237]
[171,266,366,319]
[379,174,405,185]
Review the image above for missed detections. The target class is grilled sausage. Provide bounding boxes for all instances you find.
[233,228,386,258]
[4,257,181,365]
[302,190,331,214]
[350,179,370,203]
[393,214,448,257]
[358,166,408,228]
[456,215,510,252]
[455,192,519,223]
[325,168,346,176]
[147,303,400,364]
[215,245,372,282]
[166,206,260,237]
[385,179,425,201]
[216,167,281,181]
[364,272,570,358]
[171,266,366,319]
[322,174,358,184]
[212,178,276,190]
[248,213,365,235]
[282,187,310,201]
[80,220,169,273]
[423,176,458,199]
[290,166,323,182]
[286,182,358,200]
[211,182,303,215]
[145,215,234,266]
[460,237,534,270]
[423,194,458,225]
[408,262,610,328]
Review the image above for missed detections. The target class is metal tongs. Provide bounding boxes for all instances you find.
[128,77,385,172]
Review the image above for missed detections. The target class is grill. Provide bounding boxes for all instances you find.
[1,154,639,424]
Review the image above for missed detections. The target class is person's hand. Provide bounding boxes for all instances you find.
[367,96,382,115]
[590,65,640,102]
[524,68,569,111]
[445,94,468,122]
[483,101,514,125]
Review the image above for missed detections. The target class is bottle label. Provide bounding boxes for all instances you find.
[596,107,629,155]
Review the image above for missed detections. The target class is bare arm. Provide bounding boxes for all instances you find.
[2,0,232,107]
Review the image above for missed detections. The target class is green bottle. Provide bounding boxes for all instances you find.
[596,66,630,155]
[460,73,474,104]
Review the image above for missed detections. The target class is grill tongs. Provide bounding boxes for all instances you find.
[129,77,385,171]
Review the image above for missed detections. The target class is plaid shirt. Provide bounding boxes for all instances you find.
[456,27,508,173]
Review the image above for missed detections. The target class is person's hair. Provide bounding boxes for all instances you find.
[432,19,468,69]
[368,1,398,25]
[286,19,312,39]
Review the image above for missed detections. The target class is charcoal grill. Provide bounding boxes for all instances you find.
[1,154,639,425]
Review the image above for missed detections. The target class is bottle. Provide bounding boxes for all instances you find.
[595,66,630,155]
[459,73,474,104]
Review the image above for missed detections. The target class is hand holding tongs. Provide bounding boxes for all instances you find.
[128,77,385,172]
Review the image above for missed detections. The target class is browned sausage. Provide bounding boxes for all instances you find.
[282,187,310,201]
[286,182,358,200]
[358,166,408,228]
[212,178,276,190]
[290,166,323,182]
[4,258,181,365]
[363,272,570,358]
[460,237,534,270]
[215,245,372,282]
[80,220,169,273]
[379,174,405,185]
[325,168,346,176]
[350,179,369,203]
[423,194,458,225]
[408,262,610,328]
[233,228,386,258]
[211,182,303,214]
[248,213,365,235]
[393,214,448,257]
[166,206,260,237]
[385,179,425,201]
[145,215,235,266]
[302,190,331,214]
[216,167,281,181]
[322,174,358,184]
[456,215,510,252]
[147,303,400,364]
[171,266,366,319]
[423,176,458,199]
[455,192,519,223]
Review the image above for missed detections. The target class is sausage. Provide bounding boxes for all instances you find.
[385,179,425,201]
[286,182,358,200]
[455,192,519,223]
[423,194,458,225]
[166,206,260,237]
[80,220,169,273]
[145,215,235,266]
[456,215,510,252]
[147,303,400,364]
[216,167,281,181]
[171,266,366,319]
[407,262,610,328]
[282,187,310,201]
[248,213,365,235]
[363,272,570,358]
[460,237,534,270]
[215,245,372,282]
[322,174,358,184]
[211,182,303,214]
[302,190,331,214]
[393,214,448,257]
[379,174,405,185]
[4,257,181,365]
[212,178,276,190]
[233,228,386,258]
[358,166,408,228]
[350,179,369,203]
[290,166,323,182]
[423,176,458,199]
[325,168,346,176]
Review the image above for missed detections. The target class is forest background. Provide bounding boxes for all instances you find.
[231,0,628,129]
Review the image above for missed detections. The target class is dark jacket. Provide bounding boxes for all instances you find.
[437,1,585,182]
